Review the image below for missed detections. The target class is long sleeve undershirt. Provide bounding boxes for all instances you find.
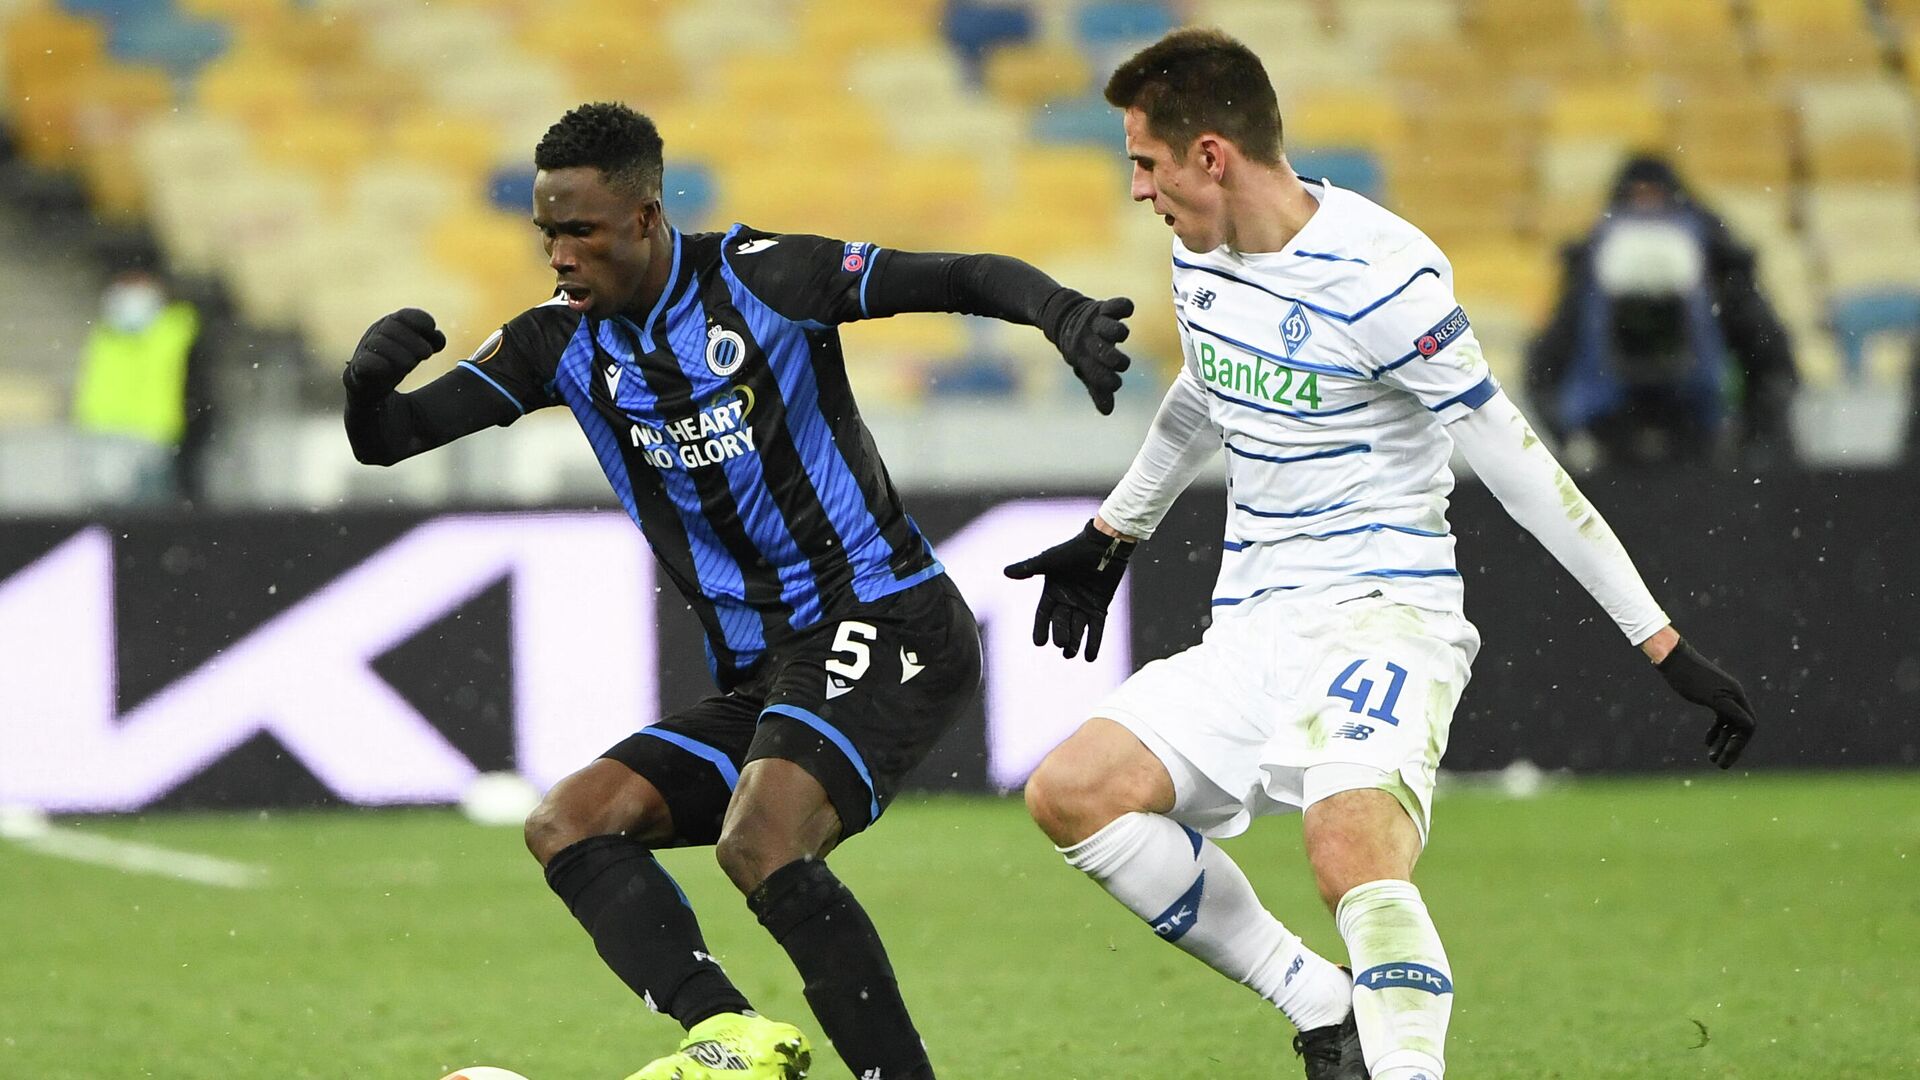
[1445,390,1669,644]
[1097,367,1221,539]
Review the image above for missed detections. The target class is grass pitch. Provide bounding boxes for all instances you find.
[2,773,1916,1080]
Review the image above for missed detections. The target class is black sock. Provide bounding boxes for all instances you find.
[749,857,934,1080]
[544,834,750,1029]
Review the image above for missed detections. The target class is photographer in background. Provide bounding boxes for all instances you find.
[1528,155,1798,469]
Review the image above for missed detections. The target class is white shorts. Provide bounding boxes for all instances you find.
[1097,592,1479,844]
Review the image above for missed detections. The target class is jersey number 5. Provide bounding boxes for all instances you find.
[825,620,878,682]
[1328,659,1409,726]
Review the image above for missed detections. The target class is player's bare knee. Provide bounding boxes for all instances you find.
[524,761,672,867]
[523,792,588,867]
[1026,747,1133,846]
[714,823,806,894]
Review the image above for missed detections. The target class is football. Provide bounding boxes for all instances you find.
[440,1068,532,1080]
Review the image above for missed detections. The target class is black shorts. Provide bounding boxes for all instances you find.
[602,574,981,845]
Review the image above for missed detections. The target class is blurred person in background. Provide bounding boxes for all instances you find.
[1527,155,1798,470]
[70,264,212,504]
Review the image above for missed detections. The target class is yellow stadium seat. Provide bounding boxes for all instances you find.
[1704,186,1793,246]
[881,96,1026,153]
[848,45,970,113]
[430,208,545,282]
[256,110,379,190]
[2,9,105,96]
[1015,147,1124,226]
[720,49,847,111]
[1382,149,1536,249]
[1611,0,1748,81]
[866,153,988,251]
[1284,87,1406,151]
[1796,79,1919,184]
[1198,0,1332,61]
[1335,0,1461,52]
[1666,87,1794,188]
[799,0,939,59]
[517,4,684,104]
[1536,140,1631,241]
[1545,82,1665,147]
[1468,0,1592,53]
[983,42,1093,109]
[346,160,484,234]
[1803,185,1920,249]
[1446,237,1558,326]
[197,51,312,130]
[1747,0,1870,36]
[387,109,508,179]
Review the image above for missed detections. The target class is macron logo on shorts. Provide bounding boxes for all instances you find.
[1355,962,1454,995]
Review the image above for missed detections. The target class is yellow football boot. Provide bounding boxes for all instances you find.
[623,1013,811,1080]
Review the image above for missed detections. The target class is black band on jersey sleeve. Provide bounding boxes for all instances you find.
[344,365,520,466]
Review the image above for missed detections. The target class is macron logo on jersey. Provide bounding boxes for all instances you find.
[736,238,779,254]
[1415,306,1471,357]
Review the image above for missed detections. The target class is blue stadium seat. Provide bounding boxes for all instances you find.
[663,160,717,231]
[1830,288,1920,379]
[1076,1,1177,47]
[488,165,535,214]
[61,0,164,18]
[1288,148,1384,202]
[928,357,1019,397]
[943,1,1036,79]
[108,11,229,76]
[1031,96,1121,149]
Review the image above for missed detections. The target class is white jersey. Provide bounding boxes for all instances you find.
[1101,178,1668,643]
[1164,180,1493,613]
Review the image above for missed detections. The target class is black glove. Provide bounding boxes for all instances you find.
[1656,638,1757,768]
[343,308,446,400]
[1003,521,1135,660]
[1041,292,1134,415]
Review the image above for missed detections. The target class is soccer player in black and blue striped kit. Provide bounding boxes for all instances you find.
[342,103,1134,1080]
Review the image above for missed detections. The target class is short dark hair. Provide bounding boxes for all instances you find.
[1104,28,1283,165]
[534,102,664,199]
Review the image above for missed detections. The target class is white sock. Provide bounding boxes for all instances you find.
[1060,811,1351,1031]
[1336,878,1452,1080]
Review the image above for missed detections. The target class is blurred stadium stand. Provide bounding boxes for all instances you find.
[2,0,1919,510]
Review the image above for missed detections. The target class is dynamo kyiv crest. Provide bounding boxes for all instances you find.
[1279,302,1313,359]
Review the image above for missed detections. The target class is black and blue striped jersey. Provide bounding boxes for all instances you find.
[463,226,942,687]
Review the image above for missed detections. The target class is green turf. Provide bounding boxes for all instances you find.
[2,773,1916,1079]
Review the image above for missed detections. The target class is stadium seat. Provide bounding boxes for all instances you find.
[516,3,684,104]
[197,50,312,130]
[106,9,230,77]
[1195,0,1333,62]
[881,95,1025,153]
[1830,288,1920,379]
[1610,0,1748,81]
[1536,140,1630,241]
[1705,186,1794,247]
[1076,2,1178,49]
[848,44,971,113]
[1796,79,1920,187]
[861,153,987,251]
[984,41,1093,108]
[347,160,480,235]
[1335,0,1461,53]
[1665,87,1795,189]
[799,0,940,59]
[1031,95,1122,149]
[256,109,379,191]
[1283,87,1407,151]
[1545,82,1665,148]
[941,1,1037,76]
[386,108,506,180]
[1803,185,1920,252]
[1747,0,1884,77]
[662,160,719,234]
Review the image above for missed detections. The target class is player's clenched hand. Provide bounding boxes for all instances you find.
[1042,292,1134,415]
[1655,638,1757,768]
[1003,520,1134,661]
[343,308,446,399]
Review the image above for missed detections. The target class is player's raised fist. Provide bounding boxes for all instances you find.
[1655,638,1757,768]
[344,308,447,400]
[1043,292,1135,415]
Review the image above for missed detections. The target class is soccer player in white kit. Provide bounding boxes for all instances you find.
[1008,30,1758,1080]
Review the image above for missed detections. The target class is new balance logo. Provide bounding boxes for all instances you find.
[1284,955,1305,985]
[1191,287,1217,310]
[1333,722,1374,741]
[899,647,923,683]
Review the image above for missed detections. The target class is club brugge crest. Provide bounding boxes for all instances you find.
[706,324,746,377]
[1279,302,1313,359]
